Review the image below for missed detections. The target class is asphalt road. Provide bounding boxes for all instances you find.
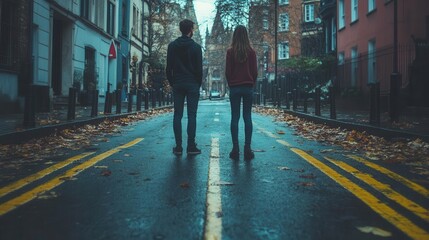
[0,100,428,240]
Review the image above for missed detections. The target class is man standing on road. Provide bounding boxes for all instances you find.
[166,19,203,155]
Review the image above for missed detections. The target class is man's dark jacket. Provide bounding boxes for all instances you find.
[166,35,202,86]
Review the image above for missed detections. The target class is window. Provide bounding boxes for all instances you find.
[278,42,289,60]
[331,17,336,51]
[338,0,345,29]
[368,39,376,83]
[351,0,358,22]
[263,17,268,30]
[305,4,315,22]
[81,0,90,19]
[133,6,138,36]
[0,1,13,66]
[338,52,345,65]
[121,2,127,35]
[279,0,289,5]
[368,0,375,12]
[279,13,289,31]
[107,1,115,36]
[351,47,358,86]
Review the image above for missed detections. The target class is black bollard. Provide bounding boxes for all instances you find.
[116,90,122,114]
[23,85,36,127]
[286,92,291,110]
[136,90,142,111]
[303,93,308,113]
[128,92,133,113]
[292,89,297,111]
[151,89,156,108]
[145,90,149,110]
[329,86,336,119]
[315,87,321,116]
[91,90,99,117]
[369,82,380,125]
[67,88,76,120]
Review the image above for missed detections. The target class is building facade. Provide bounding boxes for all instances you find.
[336,0,429,106]
[204,7,232,96]
[0,0,153,114]
[0,0,32,113]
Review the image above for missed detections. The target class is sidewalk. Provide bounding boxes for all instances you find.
[0,102,171,144]
[2,101,429,145]
[283,103,429,142]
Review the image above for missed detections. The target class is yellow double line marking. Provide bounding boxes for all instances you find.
[348,155,429,198]
[0,138,143,216]
[0,152,95,198]
[326,157,429,223]
[275,139,429,239]
[291,148,429,240]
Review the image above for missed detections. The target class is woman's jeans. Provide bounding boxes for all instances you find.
[229,86,253,148]
[173,82,200,147]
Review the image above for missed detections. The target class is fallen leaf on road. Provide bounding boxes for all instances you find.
[320,149,334,153]
[59,176,78,181]
[253,149,266,152]
[180,182,190,188]
[44,161,55,165]
[278,166,291,171]
[37,191,58,199]
[297,182,315,187]
[113,159,123,163]
[124,154,131,157]
[128,172,139,176]
[357,226,392,237]
[277,131,286,135]
[94,165,109,169]
[216,211,223,218]
[101,170,112,176]
[299,173,317,179]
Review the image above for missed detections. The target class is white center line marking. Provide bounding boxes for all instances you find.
[204,137,222,240]
[214,118,220,122]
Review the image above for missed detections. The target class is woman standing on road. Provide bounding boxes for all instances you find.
[225,25,258,160]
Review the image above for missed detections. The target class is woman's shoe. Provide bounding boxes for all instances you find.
[244,146,254,160]
[229,150,239,160]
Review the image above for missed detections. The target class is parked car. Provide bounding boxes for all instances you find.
[209,90,221,100]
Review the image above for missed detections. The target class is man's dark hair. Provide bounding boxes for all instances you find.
[180,19,194,35]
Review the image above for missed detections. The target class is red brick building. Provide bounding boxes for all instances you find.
[336,0,429,105]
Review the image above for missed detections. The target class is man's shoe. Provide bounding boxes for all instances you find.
[229,150,239,160]
[187,144,201,155]
[173,146,183,155]
[244,146,254,160]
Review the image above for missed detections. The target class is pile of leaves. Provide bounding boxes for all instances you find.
[254,107,429,167]
[0,108,172,168]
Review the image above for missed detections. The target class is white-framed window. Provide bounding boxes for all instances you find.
[279,13,289,31]
[351,0,359,22]
[305,4,315,22]
[338,52,345,65]
[351,47,358,87]
[338,0,345,29]
[368,39,376,83]
[263,17,269,30]
[368,0,376,12]
[278,42,289,60]
[279,0,289,5]
[331,17,336,51]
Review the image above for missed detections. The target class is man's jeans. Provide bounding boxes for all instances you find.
[229,86,253,147]
[173,82,200,147]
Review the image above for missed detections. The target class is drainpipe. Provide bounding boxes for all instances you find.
[23,0,35,127]
[389,0,400,122]
[274,0,279,107]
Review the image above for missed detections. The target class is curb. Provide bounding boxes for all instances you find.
[0,106,173,145]
[281,109,429,142]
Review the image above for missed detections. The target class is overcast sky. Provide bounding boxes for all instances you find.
[194,0,216,38]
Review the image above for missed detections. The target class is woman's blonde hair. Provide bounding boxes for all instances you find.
[230,25,252,63]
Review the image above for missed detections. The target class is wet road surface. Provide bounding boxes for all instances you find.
[0,100,428,240]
